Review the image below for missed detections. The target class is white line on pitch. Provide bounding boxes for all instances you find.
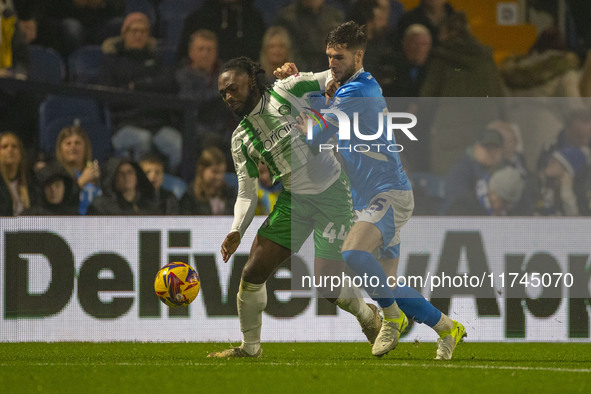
[0,362,589,373]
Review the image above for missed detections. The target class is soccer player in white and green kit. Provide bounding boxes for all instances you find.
[207,57,381,358]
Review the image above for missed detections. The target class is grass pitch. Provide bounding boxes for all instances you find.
[1,342,590,393]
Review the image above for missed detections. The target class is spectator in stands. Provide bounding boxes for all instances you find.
[176,0,266,64]
[87,157,159,215]
[376,0,406,32]
[98,12,182,174]
[255,162,280,215]
[32,0,125,57]
[395,0,453,48]
[348,0,396,92]
[275,0,344,72]
[441,128,505,214]
[177,29,221,103]
[0,1,33,148]
[0,132,32,216]
[387,23,432,97]
[23,162,78,215]
[259,26,292,83]
[175,28,234,181]
[487,120,528,176]
[13,0,36,44]
[139,155,179,215]
[537,109,591,171]
[501,26,583,170]
[421,12,505,175]
[55,124,100,215]
[533,146,591,216]
[389,23,433,172]
[447,166,528,216]
[180,147,235,215]
[0,0,29,78]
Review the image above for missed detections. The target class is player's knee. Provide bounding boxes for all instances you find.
[241,261,267,284]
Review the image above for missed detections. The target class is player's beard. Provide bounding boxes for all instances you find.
[336,63,357,84]
[235,89,260,118]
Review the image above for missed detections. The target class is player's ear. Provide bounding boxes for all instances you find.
[355,49,364,62]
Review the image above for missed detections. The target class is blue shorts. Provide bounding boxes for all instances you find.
[355,190,414,259]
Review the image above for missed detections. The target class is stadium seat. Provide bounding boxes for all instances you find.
[162,174,187,199]
[28,45,66,83]
[68,45,104,84]
[410,172,445,200]
[125,0,157,25]
[41,117,113,164]
[157,45,177,67]
[157,0,204,47]
[253,0,291,27]
[224,172,238,193]
[39,95,112,163]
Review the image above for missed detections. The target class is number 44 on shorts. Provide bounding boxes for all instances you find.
[322,222,348,243]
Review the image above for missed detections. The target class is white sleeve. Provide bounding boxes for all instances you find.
[274,69,333,97]
[229,140,259,237]
[230,175,258,237]
[314,69,333,90]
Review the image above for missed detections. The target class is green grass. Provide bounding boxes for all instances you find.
[1,342,590,393]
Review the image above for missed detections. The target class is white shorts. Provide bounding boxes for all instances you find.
[355,189,414,258]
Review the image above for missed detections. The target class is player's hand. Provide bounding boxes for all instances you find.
[325,79,340,105]
[294,113,311,136]
[274,62,298,80]
[221,231,241,262]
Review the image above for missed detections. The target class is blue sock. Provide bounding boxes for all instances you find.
[392,284,441,327]
[341,250,395,309]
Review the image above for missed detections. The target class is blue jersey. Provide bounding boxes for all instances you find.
[308,69,411,210]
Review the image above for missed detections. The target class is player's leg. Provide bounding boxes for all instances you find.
[382,258,465,359]
[207,235,291,358]
[379,189,466,359]
[308,171,382,345]
[380,254,447,330]
[341,221,407,356]
[238,235,292,355]
[314,257,381,345]
[208,192,294,358]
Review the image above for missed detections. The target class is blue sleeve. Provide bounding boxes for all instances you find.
[306,84,364,146]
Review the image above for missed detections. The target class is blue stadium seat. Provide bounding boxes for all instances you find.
[162,174,187,199]
[28,45,66,83]
[157,1,204,47]
[42,117,113,163]
[253,0,291,26]
[68,45,104,84]
[157,45,177,67]
[410,172,445,199]
[224,172,238,193]
[125,0,157,25]
[39,96,112,163]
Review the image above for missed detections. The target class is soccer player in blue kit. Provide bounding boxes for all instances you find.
[277,21,466,359]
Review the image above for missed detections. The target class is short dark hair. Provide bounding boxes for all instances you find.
[325,21,367,51]
[139,153,164,167]
[221,56,268,95]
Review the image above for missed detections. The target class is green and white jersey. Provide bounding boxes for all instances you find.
[230,71,342,236]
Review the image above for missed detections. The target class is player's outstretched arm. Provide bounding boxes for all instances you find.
[221,231,241,262]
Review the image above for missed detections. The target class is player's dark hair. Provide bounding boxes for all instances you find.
[325,21,367,51]
[221,56,269,95]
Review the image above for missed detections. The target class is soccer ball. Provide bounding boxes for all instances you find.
[154,262,200,307]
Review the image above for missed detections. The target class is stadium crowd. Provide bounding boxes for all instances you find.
[2,0,591,217]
